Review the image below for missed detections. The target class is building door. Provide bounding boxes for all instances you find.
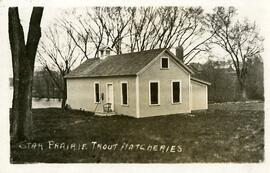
[106,83,114,111]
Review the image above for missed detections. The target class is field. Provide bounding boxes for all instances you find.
[10,101,264,163]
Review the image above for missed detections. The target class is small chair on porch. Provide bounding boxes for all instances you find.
[103,103,112,113]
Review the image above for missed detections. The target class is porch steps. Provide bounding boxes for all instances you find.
[94,111,116,116]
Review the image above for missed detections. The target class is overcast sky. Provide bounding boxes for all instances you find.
[1,1,270,76]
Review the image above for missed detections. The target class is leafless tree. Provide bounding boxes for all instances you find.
[58,9,103,59]
[127,7,215,63]
[9,7,43,141]
[94,7,135,54]
[208,7,264,100]
[38,24,80,108]
[58,7,214,63]
[127,7,157,52]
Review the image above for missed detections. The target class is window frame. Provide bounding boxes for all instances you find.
[105,49,110,55]
[160,57,169,69]
[120,81,129,106]
[149,80,160,106]
[94,82,101,103]
[171,80,182,104]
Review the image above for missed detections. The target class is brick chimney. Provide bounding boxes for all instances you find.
[175,46,184,62]
[99,46,112,60]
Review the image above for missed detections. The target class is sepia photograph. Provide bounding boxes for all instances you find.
[0,0,269,172]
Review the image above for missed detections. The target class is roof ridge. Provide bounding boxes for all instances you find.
[93,48,166,67]
[108,48,166,58]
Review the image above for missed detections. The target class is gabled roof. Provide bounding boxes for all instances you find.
[65,48,194,78]
[65,58,101,78]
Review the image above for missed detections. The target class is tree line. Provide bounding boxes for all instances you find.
[192,56,263,102]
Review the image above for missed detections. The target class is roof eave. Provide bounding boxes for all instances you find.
[65,74,137,79]
[191,77,211,86]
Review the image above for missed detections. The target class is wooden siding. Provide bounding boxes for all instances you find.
[138,52,191,117]
[66,76,137,117]
[191,80,208,110]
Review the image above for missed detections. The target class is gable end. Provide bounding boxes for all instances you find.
[136,50,194,76]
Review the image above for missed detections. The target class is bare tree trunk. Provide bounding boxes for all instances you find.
[18,62,33,140]
[44,77,50,100]
[239,82,247,101]
[61,78,67,109]
[44,67,66,108]
[9,7,43,141]
[52,83,55,98]
[9,8,23,140]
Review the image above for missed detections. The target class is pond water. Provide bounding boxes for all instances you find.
[32,98,62,108]
[9,88,62,108]
[9,97,62,108]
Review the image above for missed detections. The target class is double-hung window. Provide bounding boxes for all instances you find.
[121,82,128,106]
[160,57,169,69]
[94,82,100,103]
[149,81,160,105]
[171,80,182,104]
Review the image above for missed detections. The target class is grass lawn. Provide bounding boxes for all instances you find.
[10,101,264,163]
